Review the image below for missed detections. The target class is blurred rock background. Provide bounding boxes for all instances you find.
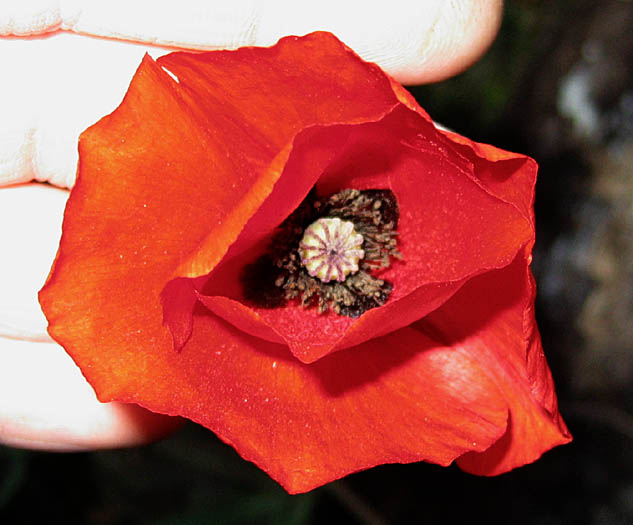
[2,1,632,523]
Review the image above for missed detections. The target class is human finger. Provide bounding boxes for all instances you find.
[0,184,67,340]
[2,0,503,84]
[0,335,182,451]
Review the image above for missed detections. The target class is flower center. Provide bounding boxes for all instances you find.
[299,217,365,283]
[241,188,401,318]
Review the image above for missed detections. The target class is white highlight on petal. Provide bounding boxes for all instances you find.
[161,66,180,84]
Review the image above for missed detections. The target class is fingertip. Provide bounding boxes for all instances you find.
[252,0,504,84]
[0,1,60,36]
[2,1,503,85]
[403,0,504,84]
[0,184,68,340]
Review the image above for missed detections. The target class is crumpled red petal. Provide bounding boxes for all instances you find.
[169,312,511,492]
[415,132,571,473]
[197,105,533,363]
[39,32,569,493]
[417,256,571,474]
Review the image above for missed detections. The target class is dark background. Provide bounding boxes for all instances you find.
[2,1,632,523]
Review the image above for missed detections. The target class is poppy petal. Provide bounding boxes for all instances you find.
[440,128,538,224]
[416,255,571,474]
[199,105,534,362]
[118,305,511,493]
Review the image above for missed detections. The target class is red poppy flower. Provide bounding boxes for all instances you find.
[39,32,570,493]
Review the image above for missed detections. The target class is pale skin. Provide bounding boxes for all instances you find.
[0,1,503,450]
